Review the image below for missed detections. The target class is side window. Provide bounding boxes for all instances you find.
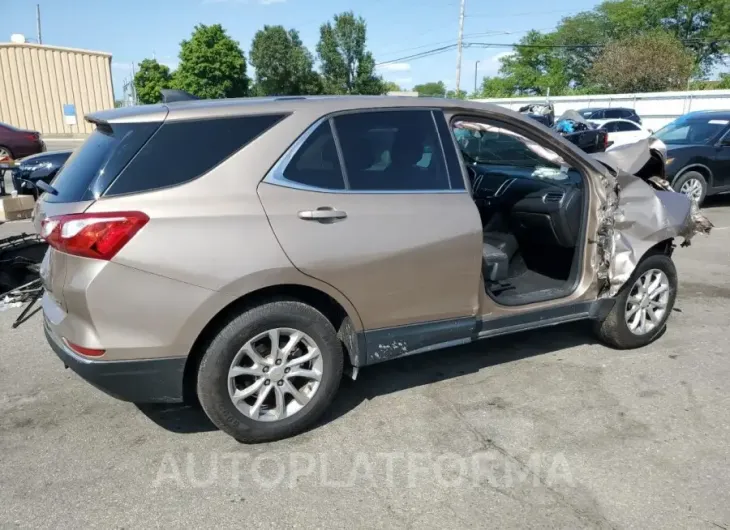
[604,109,622,119]
[282,121,346,190]
[333,110,450,191]
[602,122,619,133]
[452,118,583,186]
[615,121,640,132]
[106,114,286,196]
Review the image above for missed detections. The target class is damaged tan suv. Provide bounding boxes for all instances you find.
[34,97,710,443]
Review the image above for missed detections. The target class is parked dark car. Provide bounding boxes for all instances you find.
[0,122,45,160]
[11,150,72,197]
[654,110,730,205]
[577,107,642,125]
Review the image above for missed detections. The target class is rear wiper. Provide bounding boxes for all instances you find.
[32,179,58,196]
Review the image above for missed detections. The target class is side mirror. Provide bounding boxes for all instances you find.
[647,128,654,134]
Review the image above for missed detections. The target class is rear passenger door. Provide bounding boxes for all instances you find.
[258,109,483,331]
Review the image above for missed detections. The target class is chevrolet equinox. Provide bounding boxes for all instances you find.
[35,96,705,442]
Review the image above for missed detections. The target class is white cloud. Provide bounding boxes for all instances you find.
[377,62,411,73]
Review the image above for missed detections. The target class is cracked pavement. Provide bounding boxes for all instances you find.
[1,200,730,529]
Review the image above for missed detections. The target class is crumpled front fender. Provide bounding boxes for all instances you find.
[593,165,712,297]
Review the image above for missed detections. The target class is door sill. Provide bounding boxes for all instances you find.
[478,299,614,339]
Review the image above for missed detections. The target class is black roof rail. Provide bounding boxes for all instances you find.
[160,89,200,103]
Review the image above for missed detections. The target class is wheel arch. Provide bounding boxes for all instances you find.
[672,163,713,188]
[182,283,363,403]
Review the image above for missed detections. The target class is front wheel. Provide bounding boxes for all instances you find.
[197,300,344,443]
[594,253,678,349]
[673,170,707,206]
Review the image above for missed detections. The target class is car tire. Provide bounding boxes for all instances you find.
[673,170,707,206]
[196,300,344,443]
[594,252,677,350]
[0,145,13,160]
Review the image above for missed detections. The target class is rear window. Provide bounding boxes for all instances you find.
[106,114,286,196]
[45,122,159,203]
[45,114,285,203]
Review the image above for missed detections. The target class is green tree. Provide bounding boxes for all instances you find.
[413,81,446,97]
[590,32,694,93]
[173,24,249,99]
[316,11,384,95]
[496,0,730,93]
[445,89,468,99]
[383,81,403,92]
[249,26,321,96]
[133,59,173,104]
[478,76,516,98]
[499,31,571,96]
[718,73,730,89]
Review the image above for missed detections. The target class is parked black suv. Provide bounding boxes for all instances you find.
[655,110,730,205]
[577,108,642,124]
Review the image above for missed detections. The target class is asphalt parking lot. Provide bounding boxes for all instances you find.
[1,200,729,529]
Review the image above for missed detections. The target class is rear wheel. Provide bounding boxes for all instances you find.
[673,170,707,205]
[594,253,677,349]
[196,300,344,443]
[0,145,13,160]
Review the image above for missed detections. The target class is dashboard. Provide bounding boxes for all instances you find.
[467,163,583,249]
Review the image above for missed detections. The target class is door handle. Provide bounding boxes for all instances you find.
[298,207,347,222]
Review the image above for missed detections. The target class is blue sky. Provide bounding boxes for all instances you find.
[2,0,601,99]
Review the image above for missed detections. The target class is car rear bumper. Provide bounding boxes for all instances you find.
[44,317,186,403]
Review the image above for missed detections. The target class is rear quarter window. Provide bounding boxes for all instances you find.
[105,114,286,196]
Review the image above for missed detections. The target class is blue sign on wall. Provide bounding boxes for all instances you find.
[62,103,77,125]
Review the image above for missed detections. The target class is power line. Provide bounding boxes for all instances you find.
[466,8,580,19]
[374,27,559,61]
[376,44,458,66]
[376,38,730,66]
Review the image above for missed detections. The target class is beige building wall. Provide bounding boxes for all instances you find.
[0,43,114,136]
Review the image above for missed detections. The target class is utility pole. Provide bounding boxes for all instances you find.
[36,4,42,45]
[474,60,480,95]
[455,0,466,95]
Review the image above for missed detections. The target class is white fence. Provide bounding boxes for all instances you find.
[473,89,730,131]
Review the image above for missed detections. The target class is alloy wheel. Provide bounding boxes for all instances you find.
[679,178,703,202]
[625,268,670,335]
[227,328,323,422]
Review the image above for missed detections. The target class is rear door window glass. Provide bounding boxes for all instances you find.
[604,109,622,119]
[106,114,286,196]
[615,121,640,132]
[333,110,450,191]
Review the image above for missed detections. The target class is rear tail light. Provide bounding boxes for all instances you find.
[41,211,149,261]
[24,132,40,141]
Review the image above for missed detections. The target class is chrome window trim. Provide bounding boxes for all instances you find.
[262,109,467,195]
